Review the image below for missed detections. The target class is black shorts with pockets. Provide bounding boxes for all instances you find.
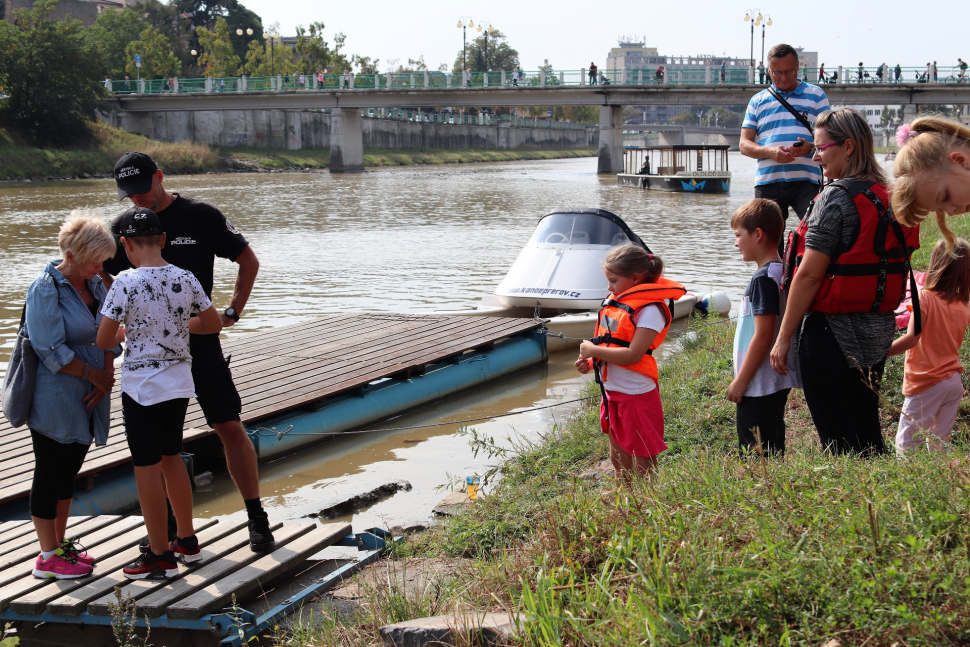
[122,393,189,467]
[189,333,242,427]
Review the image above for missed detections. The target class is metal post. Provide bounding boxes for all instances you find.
[581,68,585,86]
[424,70,429,88]
[205,77,211,93]
[540,70,545,86]
[484,72,488,87]
[312,74,317,90]
[173,77,179,92]
[705,67,710,84]
[277,74,282,90]
[349,73,354,89]
[837,65,843,85]
[501,70,506,86]
[638,69,643,85]
[749,65,754,84]
[622,68,627,85]
[559,71,564,84]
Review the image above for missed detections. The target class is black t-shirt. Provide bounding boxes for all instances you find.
[103,194,248,298]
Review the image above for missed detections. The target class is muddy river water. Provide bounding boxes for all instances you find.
[0,154,766,530]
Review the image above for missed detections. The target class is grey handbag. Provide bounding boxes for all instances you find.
[1,305,38,427]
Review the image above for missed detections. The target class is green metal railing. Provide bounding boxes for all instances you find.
[106,65,968,96]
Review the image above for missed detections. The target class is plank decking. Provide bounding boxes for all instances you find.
[0,314,540,507]
[0,516,351,623]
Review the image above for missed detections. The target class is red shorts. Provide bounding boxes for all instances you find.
[599,388,667,458]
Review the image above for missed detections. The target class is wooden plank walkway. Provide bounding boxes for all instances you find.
[0,314,540,506]
[0,516,351,621]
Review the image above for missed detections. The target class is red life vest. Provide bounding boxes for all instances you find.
[783,180,920,315]
[590,277,687,383]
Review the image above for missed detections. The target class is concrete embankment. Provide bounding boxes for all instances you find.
[106,109,597,152]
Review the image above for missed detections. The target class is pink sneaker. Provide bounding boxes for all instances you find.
[32,549,93,579]
[61,538,95,566]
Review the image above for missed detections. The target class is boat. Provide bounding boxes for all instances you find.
[617,145,731,193]
[436,209,731,350]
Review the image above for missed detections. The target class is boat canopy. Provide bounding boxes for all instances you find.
[529,209,651,251]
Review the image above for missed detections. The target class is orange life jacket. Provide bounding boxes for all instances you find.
[783,180,921,319]
[590,277,687,383]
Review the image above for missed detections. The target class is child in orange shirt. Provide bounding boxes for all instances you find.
[888,238,970,453]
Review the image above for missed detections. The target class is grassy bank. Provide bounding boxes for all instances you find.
[0,122,595,180]
[223,147,597,171]
[274,214,970,646]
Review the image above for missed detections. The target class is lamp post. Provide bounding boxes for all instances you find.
[760,14,773,66]
[476,21,494,71]
[743,9,760,67]
[190,48,198,70]
[264,31,279,76]
[236,27,253,75]
[456,17,474,74]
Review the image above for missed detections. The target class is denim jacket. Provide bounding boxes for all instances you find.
[25,262,123,446]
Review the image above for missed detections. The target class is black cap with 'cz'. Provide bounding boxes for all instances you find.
[118,207,163,238]
[113,152,158,200]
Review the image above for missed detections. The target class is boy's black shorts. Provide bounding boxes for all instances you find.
[189,333,242,427]
[122,393,189,467]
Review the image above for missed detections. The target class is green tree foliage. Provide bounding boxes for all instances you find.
[139,0,194,71]
[172,0,262,62]
[126,25,182,79]
[196,16,240,77]
[293,22,349,74]
[0,0,106,145]
[452,28,519,73]
[88,9,148,79]
[670,109,699,125]
[352,54,380,75]
[244,36,295,77]
[564,106,599,123]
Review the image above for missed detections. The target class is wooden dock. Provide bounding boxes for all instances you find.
[0,314,541,508]
[0,515,356,639]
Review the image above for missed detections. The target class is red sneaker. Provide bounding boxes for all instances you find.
[123,550,179,580]
[170,535,202,564]
[61,538,95,566]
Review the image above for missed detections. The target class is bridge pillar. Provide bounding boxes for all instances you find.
[597,105,624,174]
[330,108,364,173]
[903,102,917,126]
[285,111,302,150]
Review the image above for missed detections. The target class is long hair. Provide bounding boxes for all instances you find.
[924,238,970,304]
[814,108,887,185]
[892,115,970,251]
[603,244,663,284]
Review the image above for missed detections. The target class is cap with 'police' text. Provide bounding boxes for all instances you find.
[114,152,158,200]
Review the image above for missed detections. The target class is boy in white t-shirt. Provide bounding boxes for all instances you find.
[727,199,800,455]
[97,207,223,580]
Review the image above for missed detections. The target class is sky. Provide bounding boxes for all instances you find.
[240,0,968,73]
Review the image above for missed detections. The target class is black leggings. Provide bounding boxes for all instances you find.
[798,313,887,456]
[29,430,89,519]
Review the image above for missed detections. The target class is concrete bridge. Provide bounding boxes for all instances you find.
[110,82,970,173]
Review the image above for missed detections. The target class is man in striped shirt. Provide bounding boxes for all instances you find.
[741,43,830,227]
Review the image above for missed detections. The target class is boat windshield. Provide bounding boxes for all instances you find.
[529,213,630,247]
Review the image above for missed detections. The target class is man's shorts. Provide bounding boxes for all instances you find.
[189,333,243,427]
[122,393,189,467]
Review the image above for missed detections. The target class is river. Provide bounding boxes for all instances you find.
[0,154,763,529]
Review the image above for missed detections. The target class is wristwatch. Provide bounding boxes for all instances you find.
[224,307,240,322]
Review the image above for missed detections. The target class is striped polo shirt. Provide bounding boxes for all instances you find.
[742,81,830,186]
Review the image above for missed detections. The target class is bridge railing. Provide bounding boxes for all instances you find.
[105,65,968,95]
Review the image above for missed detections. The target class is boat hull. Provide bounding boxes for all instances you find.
[618,173,731,193]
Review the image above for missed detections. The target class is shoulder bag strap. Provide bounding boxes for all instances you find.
[766,87,814,134]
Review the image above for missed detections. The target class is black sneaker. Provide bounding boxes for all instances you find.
[123,550,179,580]
[138,525,178,554]
[248,512,275,552]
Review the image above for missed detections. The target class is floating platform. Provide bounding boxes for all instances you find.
[0,515,392,645]
[0,314,545,518]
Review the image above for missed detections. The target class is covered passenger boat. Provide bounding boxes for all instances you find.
[618,144,731,193]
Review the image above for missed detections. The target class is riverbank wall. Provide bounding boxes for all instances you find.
[106,110,598,152]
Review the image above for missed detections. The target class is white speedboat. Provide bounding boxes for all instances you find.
[438,209,730,351]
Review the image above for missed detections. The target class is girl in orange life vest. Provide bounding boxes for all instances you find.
[892,116,970,250]
[575,245,686,479]
[887,239,970,453]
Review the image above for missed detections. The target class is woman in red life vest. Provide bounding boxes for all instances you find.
[770,108,920,455]
[576,245,686,479]
[891,115,970,250]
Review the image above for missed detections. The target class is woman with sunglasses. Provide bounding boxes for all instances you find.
[769,108,919,456]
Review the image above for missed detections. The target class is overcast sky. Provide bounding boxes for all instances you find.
[241,0,967,73]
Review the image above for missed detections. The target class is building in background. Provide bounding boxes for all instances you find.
[2,0,125,25]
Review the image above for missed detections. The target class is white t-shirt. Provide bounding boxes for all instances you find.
[602,304,666,394]
[101,264,211,406]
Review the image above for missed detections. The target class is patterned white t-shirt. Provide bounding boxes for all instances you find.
[101,265,211,405]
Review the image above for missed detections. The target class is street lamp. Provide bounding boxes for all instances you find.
[237,27,253,75]
[190,48,198,69]
[760,14,773,67]
[476,21,495,71]
[264,31,279,76]
[743,9,760,67]
[456,17,474,74]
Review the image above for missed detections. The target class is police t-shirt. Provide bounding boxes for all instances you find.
[104,194,248,298]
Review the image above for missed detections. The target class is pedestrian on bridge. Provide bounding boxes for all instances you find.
[589,62,598,85]
[895,63,902,82]
[758,61,765,84]
[740,43,830,235]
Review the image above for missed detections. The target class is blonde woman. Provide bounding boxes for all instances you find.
[25,213,122,579]
[891,115,970,250]
[770,108,919,456]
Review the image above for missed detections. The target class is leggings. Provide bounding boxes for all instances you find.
[29,430,90,519]
[798,313,887,456]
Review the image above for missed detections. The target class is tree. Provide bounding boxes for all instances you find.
[564,106,599,123]
[880,105,901,129]
[294,22,344,74]
[670,110,696,125]
[126,25,182,79]
[452,28,518,73]
[88,8,148,79]
[245,35,295,77]
[139,0,194,71]
[196,16,239,77]
[352,54,379,74]
[171,0,262,62]
[0,0,107,145]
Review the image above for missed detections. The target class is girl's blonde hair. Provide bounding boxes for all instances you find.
[892,115,970,250]
[814,108,887,185]
[924,238,970,304]
[58,211,116,264]
[603,244,663,284]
